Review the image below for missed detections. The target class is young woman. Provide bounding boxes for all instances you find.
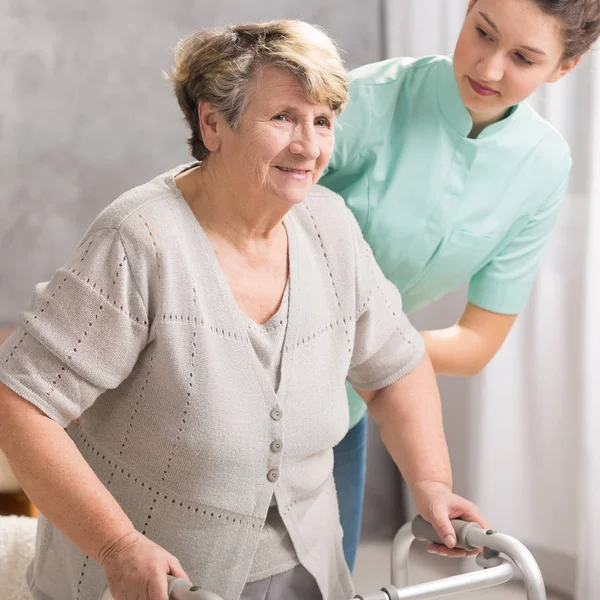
[320,0,600,571]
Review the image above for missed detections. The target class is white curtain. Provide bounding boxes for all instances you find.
[383,1,599,597]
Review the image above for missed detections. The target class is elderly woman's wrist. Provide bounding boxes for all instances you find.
[410,478,453,498]
[97,529,140,568]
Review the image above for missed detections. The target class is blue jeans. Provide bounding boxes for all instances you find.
[333,414,367,573]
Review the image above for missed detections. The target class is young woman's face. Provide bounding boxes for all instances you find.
[453,0,577,125]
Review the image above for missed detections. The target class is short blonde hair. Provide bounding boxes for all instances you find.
[167,20,348,161]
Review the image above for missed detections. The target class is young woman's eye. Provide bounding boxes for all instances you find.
[476,27,491,41]
[515,53,534,66]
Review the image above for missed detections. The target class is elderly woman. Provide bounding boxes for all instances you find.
[0,20,486,600]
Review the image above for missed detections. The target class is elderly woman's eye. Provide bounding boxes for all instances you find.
[315,117,331,128]
[272,114,287,122]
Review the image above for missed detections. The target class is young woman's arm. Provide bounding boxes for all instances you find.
[421,303,517,377]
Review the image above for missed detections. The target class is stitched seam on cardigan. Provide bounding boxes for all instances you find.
[355,276,377,321]
[283,315,355,353]
[115,191,179,231]
[62,265,149,327]
[278,476,331,517]
[77,237,95,270]
[109,353,155,486]
[116,228,150,317]
[0,369,69,426]
[75,429,260,527]
[45,363,69,404]
[356,287,376,320]
[161,304,196,484]
[377,281,415,347]
[348,344,424,391]
[75,556,89,600]
[2,331,28,369]
[17,271,139,402]
[354,236,379,321]
[143,291,194,534]
[69,227,150,324]
[156,315,248,344]
[350,282,416,373]
[138,213,161,284]
[303,204,342,310]
[23,274,67,326]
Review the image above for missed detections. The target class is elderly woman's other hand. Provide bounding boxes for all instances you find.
[100,531,189,600]
[411,481,490,558]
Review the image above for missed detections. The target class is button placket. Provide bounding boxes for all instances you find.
[268,407,283,483]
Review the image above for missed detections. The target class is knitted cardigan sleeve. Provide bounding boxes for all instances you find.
[0,227,149,426]
[346,209,425,390]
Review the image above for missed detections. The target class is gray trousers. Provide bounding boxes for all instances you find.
[240,565,322,600]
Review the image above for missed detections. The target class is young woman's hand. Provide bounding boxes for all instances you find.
[100,530,190,600]
[411,481,490,558]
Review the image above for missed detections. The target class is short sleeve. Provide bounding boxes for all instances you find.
[468,158,571,315]
[0,228,149,427]
[346,210,425,390]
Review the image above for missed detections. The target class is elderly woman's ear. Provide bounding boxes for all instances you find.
[197,102,222,153]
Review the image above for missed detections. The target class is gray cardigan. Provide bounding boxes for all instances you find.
[0,164,424,600]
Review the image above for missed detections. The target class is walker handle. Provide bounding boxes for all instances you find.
[98,576,224,600]
[167,576,224,600]
[411,515,482,552]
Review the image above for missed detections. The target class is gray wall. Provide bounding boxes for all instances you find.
[2,0,404,544]
[0,0,383,323]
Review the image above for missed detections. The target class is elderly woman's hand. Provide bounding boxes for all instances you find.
[411,481,490,558]
[100,531,189,600]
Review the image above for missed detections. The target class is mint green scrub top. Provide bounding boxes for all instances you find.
[319,56,572,429]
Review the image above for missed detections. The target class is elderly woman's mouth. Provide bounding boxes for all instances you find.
[274,166,312,180]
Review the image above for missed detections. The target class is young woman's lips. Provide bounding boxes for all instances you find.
[468,76,499,97]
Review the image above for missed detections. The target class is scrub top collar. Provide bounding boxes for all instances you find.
[437,56,522,140]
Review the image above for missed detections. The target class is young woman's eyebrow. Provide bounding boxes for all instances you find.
[479,12,499,33]
[479,11,547,55]
[520,44,547,56]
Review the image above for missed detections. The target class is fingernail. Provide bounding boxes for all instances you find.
[444,535,456,547]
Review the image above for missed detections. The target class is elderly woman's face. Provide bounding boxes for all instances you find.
[219,67,335,207]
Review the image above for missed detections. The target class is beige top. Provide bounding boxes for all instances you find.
[242,283,300,582]
[0,164,424,600]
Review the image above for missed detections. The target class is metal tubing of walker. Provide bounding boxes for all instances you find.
[465,528,547,600]
[390,518,547,600]
[355,558,513,599]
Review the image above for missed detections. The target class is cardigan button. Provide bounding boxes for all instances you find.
[267,469,280,482]
[270,440,283,453]
[270,408,283,421]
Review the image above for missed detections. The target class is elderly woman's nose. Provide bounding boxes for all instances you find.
[288,125,320,159]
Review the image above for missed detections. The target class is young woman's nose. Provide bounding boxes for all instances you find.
[476,52,504,82]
